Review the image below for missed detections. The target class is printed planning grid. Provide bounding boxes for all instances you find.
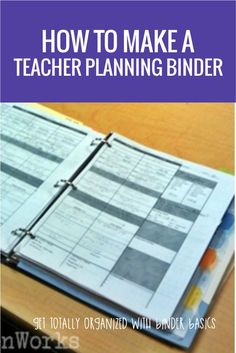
[19,137,217,309]
[0,104,86,225]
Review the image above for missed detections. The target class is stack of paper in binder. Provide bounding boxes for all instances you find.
[1,103,234,348]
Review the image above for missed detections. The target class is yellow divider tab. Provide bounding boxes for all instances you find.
[184,285,202,310]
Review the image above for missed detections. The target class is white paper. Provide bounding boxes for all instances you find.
[14,133,234,322]
[0,103,102,254]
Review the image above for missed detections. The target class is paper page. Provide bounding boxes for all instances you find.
[15,133,234,322]
[0,103,102,254]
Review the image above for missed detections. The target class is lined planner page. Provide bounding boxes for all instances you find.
[0,104,99,253]
[15,133,234,322]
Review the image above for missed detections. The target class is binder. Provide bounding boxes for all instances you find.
[1,103,234,349]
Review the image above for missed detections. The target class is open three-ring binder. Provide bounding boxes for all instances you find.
[1,103,234,348]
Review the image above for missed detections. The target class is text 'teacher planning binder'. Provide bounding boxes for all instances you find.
[1,103,234,349]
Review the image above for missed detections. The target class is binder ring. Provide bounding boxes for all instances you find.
[6,255,19,265]
[11,228,36,239]
[91,138,112,147]
[54,179,77,189]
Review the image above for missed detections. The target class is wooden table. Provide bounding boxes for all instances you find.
[1,103,234,353]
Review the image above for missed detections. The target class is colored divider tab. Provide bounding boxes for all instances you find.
[184,285,202,310]
[220,212,234,231]
[200,248,217,271]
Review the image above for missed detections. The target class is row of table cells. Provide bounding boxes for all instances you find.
[2,107,85,160]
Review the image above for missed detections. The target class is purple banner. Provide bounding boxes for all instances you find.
[1,1,235,102]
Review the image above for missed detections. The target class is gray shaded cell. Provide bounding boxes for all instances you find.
[1,162,43,188]
[136,220,186,252]
[69,189,144,226]
[112,247,169,292]
[90,166,126,184]
[90,166,161,198]
[154,198,199,222]
[1,133,63,163]
[175,170,216,189]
